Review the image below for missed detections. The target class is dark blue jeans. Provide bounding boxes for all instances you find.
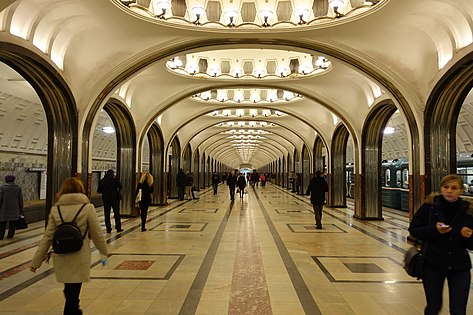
[422,265,470,315]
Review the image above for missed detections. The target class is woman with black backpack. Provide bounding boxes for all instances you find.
[30,177,109,315]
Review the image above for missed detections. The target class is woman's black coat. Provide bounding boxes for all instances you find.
[408,195,473,272]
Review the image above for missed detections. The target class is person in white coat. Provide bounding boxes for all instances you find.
[30,177,109,315]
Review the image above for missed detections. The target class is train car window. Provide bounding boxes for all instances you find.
[457,163,473,196]
[396,170,402,188]
[402,169,409,189]
[385,169,391,187]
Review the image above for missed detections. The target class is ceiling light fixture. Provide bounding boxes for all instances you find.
[155,0,171,18]
[192,6,205,25]
[294,8,309,25]
[329,0,345,18]
[225,9,238,27]
[260,10,273,27]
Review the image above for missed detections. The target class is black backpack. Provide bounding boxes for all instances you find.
[52,204,88,254]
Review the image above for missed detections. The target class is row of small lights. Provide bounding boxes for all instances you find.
[194,90,301,103]
[217,121,276,128]
[169,56,330,79]
[123,0,378,28]
[222,129,271,134]
[210,109,284,117]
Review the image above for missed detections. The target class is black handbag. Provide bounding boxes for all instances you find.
[404,244,424,279]
[16,215,28,230]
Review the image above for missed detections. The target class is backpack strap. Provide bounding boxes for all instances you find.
[73,204,89,239]
[71,203,87,222]
[57,203,89,239]
[57,205,65,224]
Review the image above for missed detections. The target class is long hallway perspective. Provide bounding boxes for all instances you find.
[1,184,471,315]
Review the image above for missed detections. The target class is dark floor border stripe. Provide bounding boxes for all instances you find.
[0,200,187,301]
[254,190,322,315]
[178,201,234,315]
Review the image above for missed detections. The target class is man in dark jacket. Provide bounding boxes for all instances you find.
[226,171,237,201]
[97,169,123,233]
[0,175,24,239]
[211,172,220,195]
[306,171,328,229]
[176,168,186,201]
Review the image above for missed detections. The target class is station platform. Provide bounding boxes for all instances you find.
[0,184,470,315]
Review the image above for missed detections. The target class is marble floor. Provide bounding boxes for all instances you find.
[0,184,472,315]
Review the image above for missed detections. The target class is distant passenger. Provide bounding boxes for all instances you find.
[237,173,247,198]
[176,168,186,201]
[226,171,237,201]
[409,174,473,315]
[211,172,220,195]
[136,172,154,232]
[0,175,24,240]
[260,173,266,187]
[97,169,123,233]
[185,171,194,200]
[306,171,328,230]
[289,173,296,192]
[30,177,109,315]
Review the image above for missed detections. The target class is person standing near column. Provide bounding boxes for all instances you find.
[185,171,193,200]
[137,172,154,232]
[97,169,123,233]
[211,172,220,195]
[0,175,23,240]
[176,168,186,201]
[306,171,328,230]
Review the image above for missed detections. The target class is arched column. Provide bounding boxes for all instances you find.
[103,98,137,216]
[313,136,325,173]
[359,101,397,220]
[0,43,77,219]
[147,123,167,205]
[425,53,473,197]
[329,124,348,208]
[302,144,311,194]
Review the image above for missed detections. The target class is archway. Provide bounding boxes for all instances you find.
[360,100,398,219]
[329,124,349,208]
[0,43,77,219]
[425,52,473,195]
[147,123,166,205]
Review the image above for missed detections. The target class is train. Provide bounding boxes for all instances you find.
[346,154,473,212]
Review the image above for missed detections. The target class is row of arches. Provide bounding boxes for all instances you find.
[1,42,472,222]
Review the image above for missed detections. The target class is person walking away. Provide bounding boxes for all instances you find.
[0,175,24,240]
[137,172,154,232]
[260,173,266,188]
[289,173,296,192]
[408,174,473,315]
[30,177,109,315]
[176,168,186,201]
[97,169,123,233]
[212,172,220,195]
[185,171,193,200]
[306,171,328,230]
[295,173,302,194]
[226,171,237,200]
[237,173,247,198]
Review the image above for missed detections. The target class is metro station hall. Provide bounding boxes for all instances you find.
[1,0,473,314]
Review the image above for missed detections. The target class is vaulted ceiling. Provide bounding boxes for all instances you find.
[0,0,472,170]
